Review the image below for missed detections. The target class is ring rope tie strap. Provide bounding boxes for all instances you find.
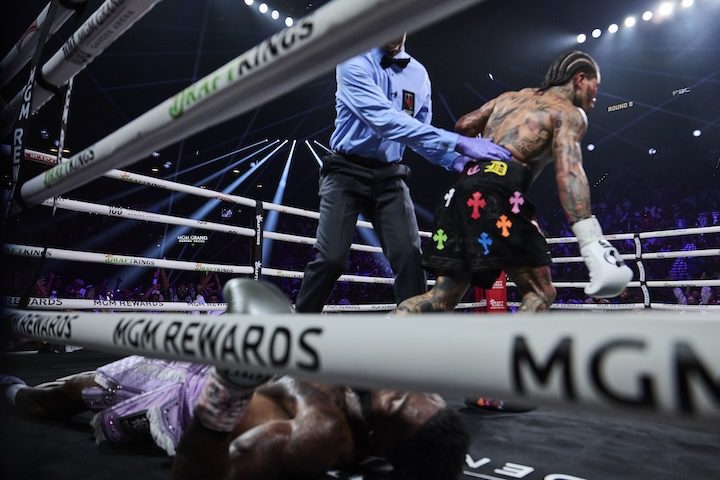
[634,234,650,307]
[254,200,264,280]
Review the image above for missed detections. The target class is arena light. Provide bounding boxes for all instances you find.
[263,140,296,266]
[285,16,293,27]
[658,2,674,17]
[624,16,637,27]
[608,23,619,33]
[642,10,654,21]
[258,3,268,14]
[271,9,279,20]
[592,28,602,38]
[648,147,657,155]
[681,0,694,7]
[577,33,587,43]
[244,0,254,5]
[693,129,702,137]
[587,144,596,152]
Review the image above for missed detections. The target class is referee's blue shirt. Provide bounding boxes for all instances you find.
[330,47,460,170]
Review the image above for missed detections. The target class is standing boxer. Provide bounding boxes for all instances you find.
[397,50,632,313]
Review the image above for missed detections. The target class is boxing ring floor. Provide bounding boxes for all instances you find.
[1,350,718,480]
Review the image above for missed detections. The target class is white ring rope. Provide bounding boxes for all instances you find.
[0,0,88,88]
[646,280,720,288]
[1,296,486,313]
[1,0,163,129]
[261,267,394,285]
[18,0,487,207]
[551,249,720,263]
[3,243,253,275]
[649,303,720,311]
[42,196,255,237]
[638,250,720,260]
[323,301,485,312]
[544,226,720,243]
[264,231,383,253]
[2,296,224,312]
[509,301,719,312]
[5,308,720,425]
[637,225,720,239]
[23,148,376,231]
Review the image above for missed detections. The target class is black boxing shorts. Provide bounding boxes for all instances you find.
[422,159,552,288]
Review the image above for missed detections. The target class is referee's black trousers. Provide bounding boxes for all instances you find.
[295,154,427,313]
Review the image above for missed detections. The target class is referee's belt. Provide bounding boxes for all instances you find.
[335,151,398,169]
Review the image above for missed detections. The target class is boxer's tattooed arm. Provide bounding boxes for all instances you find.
[395,275,471,314]
[553,108,591,223]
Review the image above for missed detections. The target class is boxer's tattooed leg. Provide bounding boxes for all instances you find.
[507,266,555,312]
[518,293,548,312]
[396,298,436,314]
[396,274,470,313]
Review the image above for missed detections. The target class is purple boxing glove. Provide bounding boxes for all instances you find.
[456,135,512,162]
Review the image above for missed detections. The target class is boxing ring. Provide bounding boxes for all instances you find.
[2,1,720,478]
[5,147,720,431]
[3,0,720,420]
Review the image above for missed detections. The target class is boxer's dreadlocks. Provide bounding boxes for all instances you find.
[540,50,599,91]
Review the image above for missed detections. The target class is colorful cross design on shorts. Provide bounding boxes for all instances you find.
[509,191,524,214]
[466,192,486,220]
[496,215,512,237]
[433,228,448,250]
[478,232,493,255]
[444,188,456,207]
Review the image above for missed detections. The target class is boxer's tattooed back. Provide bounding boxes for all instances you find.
[455,85,592,222]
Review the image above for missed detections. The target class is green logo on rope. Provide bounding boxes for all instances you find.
[168,72,223,119]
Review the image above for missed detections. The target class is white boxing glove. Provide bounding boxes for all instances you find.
[571,216,632,298]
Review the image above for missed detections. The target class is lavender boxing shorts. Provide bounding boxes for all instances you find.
[82,356,211,455]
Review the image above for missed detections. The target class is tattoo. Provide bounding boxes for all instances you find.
[553,108,591,222]
[396,299,437,314]
[507,267,554,312]
[395,275,470,313]
[519,295,549,312]
[458,88,591,222]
